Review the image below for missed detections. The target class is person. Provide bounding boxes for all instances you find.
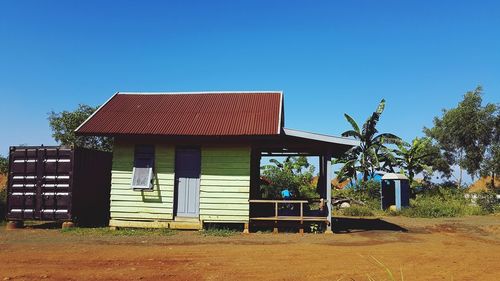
[280,188,292,215]
[281,188,291,199]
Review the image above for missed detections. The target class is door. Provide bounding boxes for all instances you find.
[381,180,395,210]
[7,147,72,221]
[175,148,201,218]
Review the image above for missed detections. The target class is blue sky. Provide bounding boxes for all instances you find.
[1,1,499,181]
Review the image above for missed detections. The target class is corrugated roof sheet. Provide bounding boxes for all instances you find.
[76,92,283,136]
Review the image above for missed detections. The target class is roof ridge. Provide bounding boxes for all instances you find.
[117,91,283,95]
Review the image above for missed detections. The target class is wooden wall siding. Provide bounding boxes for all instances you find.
[199,147,251,222]
[110,142,175,222]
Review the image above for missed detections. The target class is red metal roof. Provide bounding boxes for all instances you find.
[76,92,283,136]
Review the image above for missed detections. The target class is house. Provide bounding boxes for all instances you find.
[75,91,358,232]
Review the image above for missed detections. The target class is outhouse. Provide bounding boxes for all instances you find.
[381,173,410,210]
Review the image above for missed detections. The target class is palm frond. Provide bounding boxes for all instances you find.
[344,113,361,134]
[374,133,402,145]
[341,130,362,139]
[376,99,386,114]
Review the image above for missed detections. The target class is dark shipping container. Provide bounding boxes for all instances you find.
[6,146,112,226]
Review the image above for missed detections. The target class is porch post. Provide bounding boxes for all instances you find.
[249,147,261,224]
[249,147,261,200]
[325,150,333,234]
[318,155,325,197]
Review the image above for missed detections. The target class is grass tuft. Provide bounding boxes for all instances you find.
[363,255,404,281]
[341,205,375,217]
[201,227,239,237]
[61,227,177,236]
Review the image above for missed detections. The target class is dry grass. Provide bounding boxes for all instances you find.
[0,174,6,190]
[469,176,500,192]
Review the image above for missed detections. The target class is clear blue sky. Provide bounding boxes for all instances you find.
[1,1,499,182]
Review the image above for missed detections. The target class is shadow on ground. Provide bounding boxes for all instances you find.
[333,217,408,233]
[25,222,63,229]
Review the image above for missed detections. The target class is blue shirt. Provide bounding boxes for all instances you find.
[281,189,291,199]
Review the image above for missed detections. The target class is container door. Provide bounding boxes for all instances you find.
[7,147,72,221]
[39,148,72,220]
[174,148,201,218]
[7,148,39,220]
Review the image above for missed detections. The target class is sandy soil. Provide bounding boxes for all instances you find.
[1,216,499,281]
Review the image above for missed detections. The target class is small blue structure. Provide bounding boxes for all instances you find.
[381,173,410,210]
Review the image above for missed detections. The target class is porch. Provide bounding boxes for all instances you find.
[248,128,359,233]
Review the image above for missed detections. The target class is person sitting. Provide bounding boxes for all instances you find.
[280,188,293,215]
[281,188,291,199]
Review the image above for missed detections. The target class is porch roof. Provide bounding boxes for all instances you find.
[257,128,360,157]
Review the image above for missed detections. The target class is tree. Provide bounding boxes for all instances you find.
[480,108,500,189]
[393,137,446,185]
[260,156,318,199]
[424,86,497,186]
[48,104,112,151]
[340,99,401,182]
[0,155,8,174]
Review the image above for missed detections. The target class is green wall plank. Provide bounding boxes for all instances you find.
[199,146,250,222]
[110,141,175,221]
[111,142,252,225]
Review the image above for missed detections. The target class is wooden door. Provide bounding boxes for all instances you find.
[174,148,201,218]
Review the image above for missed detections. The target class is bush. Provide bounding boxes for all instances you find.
[473,191,499,214]
[341,205,374,217]
[397,187,495,218]
[333,179,380,202]
[401,196,465,218]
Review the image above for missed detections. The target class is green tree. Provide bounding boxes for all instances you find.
[480,108,500,189]
[260,156,318,199]
[424,86,497,186]
[340,99,401,182]
[0,155,8,174]
[48,104,112,151]
[393,137,447,185]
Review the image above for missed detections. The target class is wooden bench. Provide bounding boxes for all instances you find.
[249,199,328,234]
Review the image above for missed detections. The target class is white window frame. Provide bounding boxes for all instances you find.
[131,167,154,190]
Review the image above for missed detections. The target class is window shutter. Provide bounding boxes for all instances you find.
[131,145,155,190]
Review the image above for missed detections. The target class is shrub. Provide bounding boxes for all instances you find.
[473,191,499,214]
[333,179,380,203]
[397,187,494,218]
[341,205,374,217]
[401,196,464,218]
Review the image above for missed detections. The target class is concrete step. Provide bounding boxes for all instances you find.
[169,220,202,230]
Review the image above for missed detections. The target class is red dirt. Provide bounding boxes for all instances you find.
[1,216,499,281]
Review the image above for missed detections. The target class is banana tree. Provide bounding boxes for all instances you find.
[340,99,401,182]
[393,137,439,184]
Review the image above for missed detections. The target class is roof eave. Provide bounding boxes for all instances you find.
[282,128,360,147]
[74,92,119,133]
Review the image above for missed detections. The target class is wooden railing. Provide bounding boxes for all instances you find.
[248,199,328,234]
[249,199,307,219]
[248,199,328,222]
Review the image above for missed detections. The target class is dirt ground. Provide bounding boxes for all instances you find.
[1,216,499,281]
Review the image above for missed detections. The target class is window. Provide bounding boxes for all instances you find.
[131,145,155,190]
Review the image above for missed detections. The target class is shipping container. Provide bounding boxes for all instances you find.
[6,146,112,226]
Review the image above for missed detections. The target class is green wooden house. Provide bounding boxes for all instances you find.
[75,92,358,232]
